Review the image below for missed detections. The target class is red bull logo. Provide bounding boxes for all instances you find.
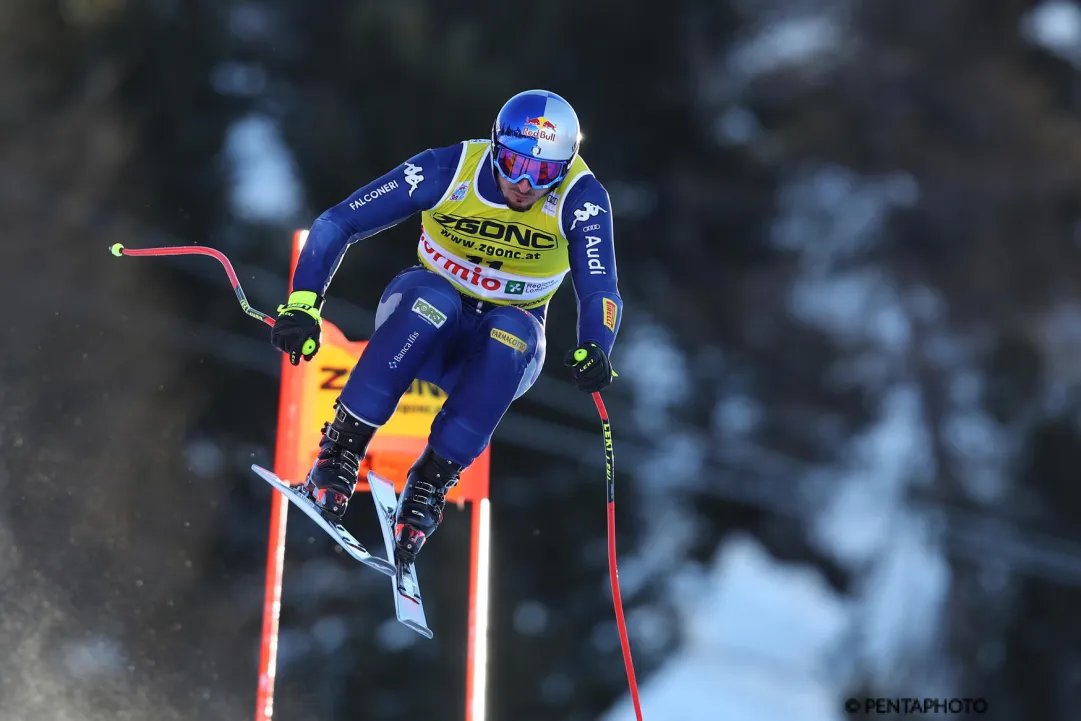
[525,116,557,130]
[522,116,558,142]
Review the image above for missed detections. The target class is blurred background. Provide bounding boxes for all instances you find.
[4,0,1081,719]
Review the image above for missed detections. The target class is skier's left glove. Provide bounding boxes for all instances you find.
[271,290,323,366]
[564,341,615,393]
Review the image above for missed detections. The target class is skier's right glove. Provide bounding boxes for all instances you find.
[271,290,323,366]
[564,341,615,393]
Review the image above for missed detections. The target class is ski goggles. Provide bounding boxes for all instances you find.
[493,145,568,190]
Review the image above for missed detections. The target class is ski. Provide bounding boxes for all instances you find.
[250,464,395,577]
[367,470,434,639]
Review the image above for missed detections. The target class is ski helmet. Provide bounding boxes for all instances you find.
[491,89,581,190]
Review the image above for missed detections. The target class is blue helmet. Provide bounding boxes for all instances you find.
[491,89,581,190]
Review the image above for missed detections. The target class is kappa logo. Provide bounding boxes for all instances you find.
[569,202,608,231]
[449,181,470,202]
[411,297,446,327]
[404,163,424,197]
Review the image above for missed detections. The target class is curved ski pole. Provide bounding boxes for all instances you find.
[591,391,644,721]
[109,242,274,326]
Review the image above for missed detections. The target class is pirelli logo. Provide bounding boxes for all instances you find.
[602,298,618,331]
[490,328,527,353]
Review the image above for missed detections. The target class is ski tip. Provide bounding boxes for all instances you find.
[250,463,274,480]
[251,464,293,487]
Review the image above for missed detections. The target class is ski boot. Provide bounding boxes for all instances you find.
[302,400,376,521]
[394,447,464,564]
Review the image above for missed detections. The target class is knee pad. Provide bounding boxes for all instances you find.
[375,268,462,332]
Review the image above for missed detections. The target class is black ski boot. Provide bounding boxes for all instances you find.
[394,447,464,564]
[302,400,376,521]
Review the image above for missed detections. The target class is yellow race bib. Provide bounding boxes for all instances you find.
[417,140,592,308]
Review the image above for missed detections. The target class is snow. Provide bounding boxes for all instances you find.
[1022,0,1081,68]
[602,534,850,721]
[223,114,304,224]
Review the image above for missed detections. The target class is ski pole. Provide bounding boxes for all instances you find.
[576,372,643,721]
[109,242,278,326]
[109,243,317,358]
[108,242,318,359]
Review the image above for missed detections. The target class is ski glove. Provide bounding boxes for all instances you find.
[271,290,323,366]
[564,341,615,393]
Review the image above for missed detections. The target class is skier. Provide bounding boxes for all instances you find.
[270,89,622,565]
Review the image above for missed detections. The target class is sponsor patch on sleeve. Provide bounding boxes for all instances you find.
[490,328,527,353]
[602,298,618,331]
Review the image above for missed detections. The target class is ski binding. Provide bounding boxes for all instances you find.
[250,464,433,639]
[250,464,394,577]
[367,470,433,639]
